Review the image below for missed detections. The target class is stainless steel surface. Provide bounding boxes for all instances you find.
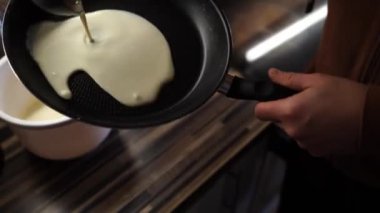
[216,0,320,50]
[218,0,327,81]
[244,4,327,63]
[241,1,327,81]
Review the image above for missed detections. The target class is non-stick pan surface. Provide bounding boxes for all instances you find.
[3,0,231,128]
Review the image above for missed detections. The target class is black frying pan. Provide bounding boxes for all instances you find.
[2,0,293,128]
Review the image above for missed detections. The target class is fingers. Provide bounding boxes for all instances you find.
[268,68,312,91]
[256,68,314,121]
[254,99,289,121]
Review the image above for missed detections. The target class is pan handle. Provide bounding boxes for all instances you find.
[219,74,296,101]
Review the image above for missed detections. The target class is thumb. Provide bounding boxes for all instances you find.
[268,68,311,91]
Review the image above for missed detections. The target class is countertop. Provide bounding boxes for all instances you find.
[0,0,310,211]
[0,95,268,212]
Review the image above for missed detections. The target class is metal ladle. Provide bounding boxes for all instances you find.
[31,0,95,42]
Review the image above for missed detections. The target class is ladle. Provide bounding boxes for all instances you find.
[31,0,95,43]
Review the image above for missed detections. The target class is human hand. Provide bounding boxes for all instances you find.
[255,69,367,157]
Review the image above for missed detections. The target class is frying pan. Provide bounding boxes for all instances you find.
[2,0,293,128]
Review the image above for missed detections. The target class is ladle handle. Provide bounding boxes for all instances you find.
[222,75,296,101]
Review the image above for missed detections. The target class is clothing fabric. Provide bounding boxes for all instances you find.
[311,0,380,186]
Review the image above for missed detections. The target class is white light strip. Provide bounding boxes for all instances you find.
[245,4,328,62]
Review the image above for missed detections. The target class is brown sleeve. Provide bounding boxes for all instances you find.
[331,85,380,187]
[307,0,380,187]
[358,85,380,179]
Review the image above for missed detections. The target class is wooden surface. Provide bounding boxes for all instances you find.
[0,94,269,212]
[0,0,308,211]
